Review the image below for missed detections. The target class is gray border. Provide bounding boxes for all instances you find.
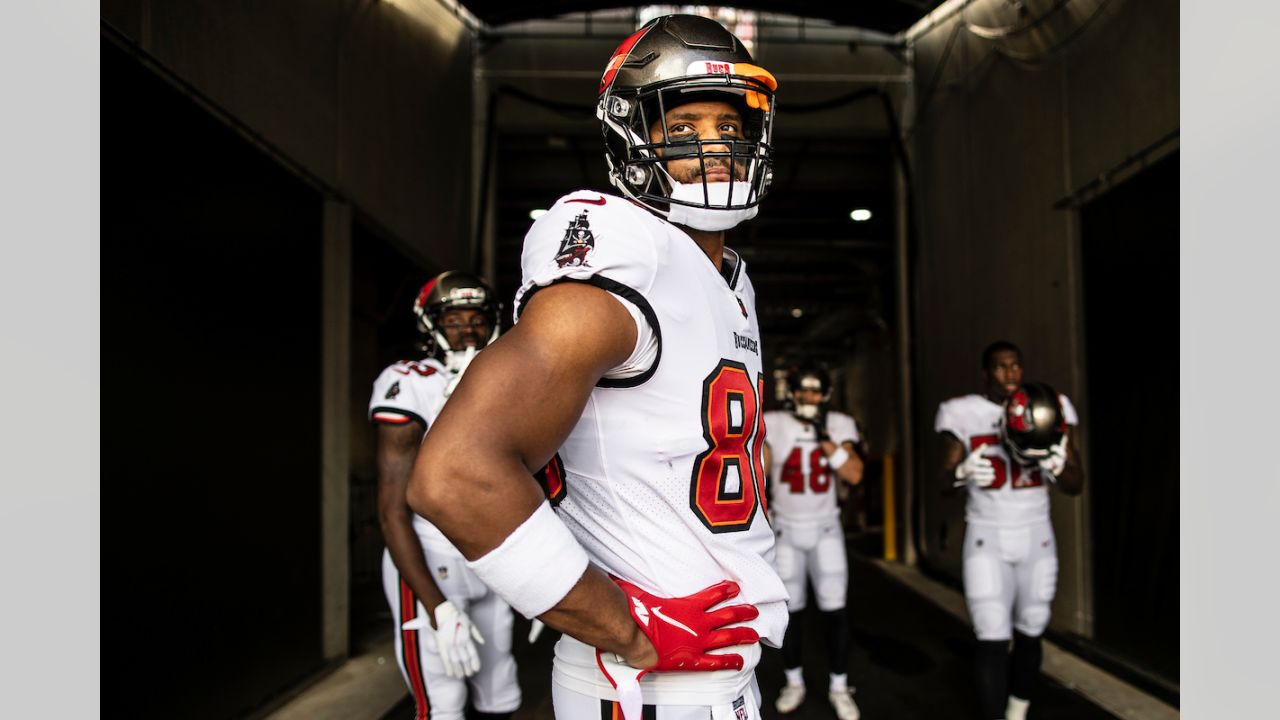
[1182,0,1278,715]
[1,0,100,715]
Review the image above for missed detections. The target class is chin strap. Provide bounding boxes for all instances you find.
[666,181,759,231]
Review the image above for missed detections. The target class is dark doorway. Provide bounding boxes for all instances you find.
[1080,151,1179,689]
[103,38,325,717]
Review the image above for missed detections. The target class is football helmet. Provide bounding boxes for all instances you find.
[785,364,832,421]
[413,271,501,366]
[1000,382,1068,467]
[597,14,777,230]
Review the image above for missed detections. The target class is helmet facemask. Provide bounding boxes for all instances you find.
[787,373,831,421]
[596,16,777,231]
[413,273,501,370]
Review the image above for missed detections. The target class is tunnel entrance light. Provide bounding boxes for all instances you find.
[850,208,872,222]
[529,209,548,220]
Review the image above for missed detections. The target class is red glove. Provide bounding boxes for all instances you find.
[595,579,759,720]
[614,577,760,674]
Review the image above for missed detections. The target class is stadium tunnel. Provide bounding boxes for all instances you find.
[102,0,1177,717]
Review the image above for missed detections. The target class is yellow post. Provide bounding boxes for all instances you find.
[882,454,897,561]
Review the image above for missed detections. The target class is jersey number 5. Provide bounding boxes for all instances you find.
[690,360,768,533]
[970,434,1043,490]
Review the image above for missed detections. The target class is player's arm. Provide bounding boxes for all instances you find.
[1053,433,1085,496]
[939,432,967,496]
[376,421,448,624]
[819,438,862,485]
[407,282,657,669]
[762,441,772,479]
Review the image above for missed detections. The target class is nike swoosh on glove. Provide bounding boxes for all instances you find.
[596,579,760,720]
[612,577,760,674]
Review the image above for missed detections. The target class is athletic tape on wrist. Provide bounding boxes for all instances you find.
[827,448,850,469]
[466,501,589,619]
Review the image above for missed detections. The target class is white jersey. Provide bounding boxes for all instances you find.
[934,393,1078,527]
[515,190,788,704]
[764,410,860,523]
[368,357,459,554]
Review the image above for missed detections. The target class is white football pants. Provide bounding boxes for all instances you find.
[962,520,1059,641]
[772,516,848,612]
[381,548,521,719]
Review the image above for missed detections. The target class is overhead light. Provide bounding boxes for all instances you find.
[529,209,548,220]
[850,208,872,222]
[791,307,804,318]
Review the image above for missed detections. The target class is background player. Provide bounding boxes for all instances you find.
[407,14,785,720]
[370,271,520,720]
[936,340,1084,720]
[762,364,864,720]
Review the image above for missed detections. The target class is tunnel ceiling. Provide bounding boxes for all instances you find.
[462,0,948,33]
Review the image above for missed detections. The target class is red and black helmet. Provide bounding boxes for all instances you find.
[596,14,777,220]
[1001,382,1068,466]
[412,271,501,359]
[785,364,832,420]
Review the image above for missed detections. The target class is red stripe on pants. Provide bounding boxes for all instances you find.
[400,579,430,720]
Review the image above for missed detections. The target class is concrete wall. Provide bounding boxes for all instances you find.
[908,0,1178,637]
[101,0,477,686]
[102,0,475,269]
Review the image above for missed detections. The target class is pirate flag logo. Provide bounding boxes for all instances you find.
[555,210,596,268]
[384,380,401,400]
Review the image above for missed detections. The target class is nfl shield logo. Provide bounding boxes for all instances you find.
[733,696,747,720]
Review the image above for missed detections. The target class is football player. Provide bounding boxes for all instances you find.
[761,365,863,720]
[370,271,520,720]
[935,341,1084,720]
[406,14,785,720]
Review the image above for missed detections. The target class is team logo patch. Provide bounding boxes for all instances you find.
[736,296,748,319]
[733,696,747,720]
[437,566,449,579]
[555,210,596,268]
[1007,390,1031,431]
[385,380,401,399]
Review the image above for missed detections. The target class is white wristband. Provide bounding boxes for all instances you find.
[466,501,590,619]
[827,448,851,469]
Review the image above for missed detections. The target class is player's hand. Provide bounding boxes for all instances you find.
[1039,435,1068,478]
[595,579,760,720]
[407,600,484,678]
[954,445,996,488]
[613,577,760,674]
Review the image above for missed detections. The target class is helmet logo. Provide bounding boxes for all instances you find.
[1007,390,1031,432]
[683,60,777,111]
[447,287,485,303]
[555,210,596,268]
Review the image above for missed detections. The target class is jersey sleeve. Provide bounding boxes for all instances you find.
[829,412,860,445]
[1059,393,1079,426]
[934,399,965,442]
[368,361,446,428]
[513,191,664,384]
[762,410,786,447]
